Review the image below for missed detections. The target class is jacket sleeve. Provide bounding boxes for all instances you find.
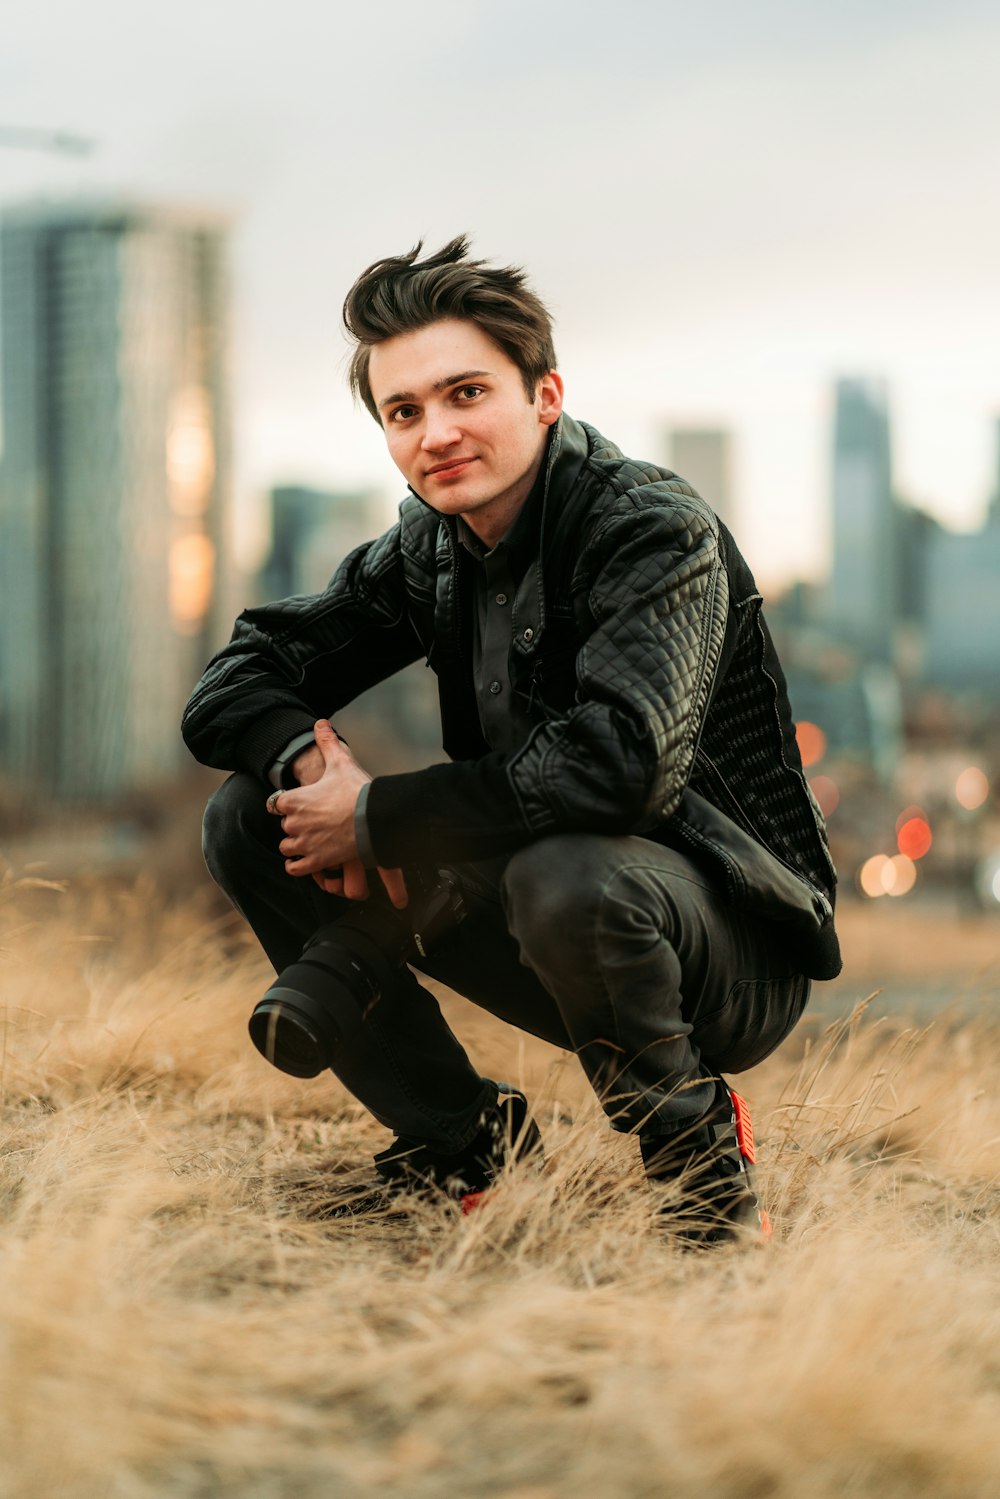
[365,495,730,865]
[181,523,424,781]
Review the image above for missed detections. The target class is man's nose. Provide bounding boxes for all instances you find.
[420,408,462,451]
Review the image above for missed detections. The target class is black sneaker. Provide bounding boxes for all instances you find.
[316,1084,542,1219]
[641,1078,771,1247]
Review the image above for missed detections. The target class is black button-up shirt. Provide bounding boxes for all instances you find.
[353,452,549,867]
[455,457,546,755]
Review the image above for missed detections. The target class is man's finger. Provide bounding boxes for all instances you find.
[378,866,409,909]
[313,718,343,769]
[268,789,301,819]
[343,860,370,901]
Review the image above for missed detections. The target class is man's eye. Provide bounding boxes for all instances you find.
[456,385,484,401]
[390,406,417,423]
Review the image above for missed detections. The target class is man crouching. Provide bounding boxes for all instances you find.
[182,237,840,1243]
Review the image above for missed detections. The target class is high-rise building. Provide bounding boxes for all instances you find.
[827,379,896,660]
[922,527,1000,686]
[258,484,381,602]
[893,503,941,628]
[922,418,1000,687]
[0,200,230,800]
[256,483,440,756]
[665,427,734,529]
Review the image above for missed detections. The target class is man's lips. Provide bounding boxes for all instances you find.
[426,457,477,479]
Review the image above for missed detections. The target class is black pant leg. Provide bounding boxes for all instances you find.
[500,833,810,1137]
[201,774,494,1148]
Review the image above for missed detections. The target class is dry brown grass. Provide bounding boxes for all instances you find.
[2,867,1000,1499]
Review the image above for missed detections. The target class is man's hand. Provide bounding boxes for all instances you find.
[289,741,326,787]
[269,721,407,908]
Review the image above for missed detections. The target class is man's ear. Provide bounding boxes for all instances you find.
[537,370,564,428]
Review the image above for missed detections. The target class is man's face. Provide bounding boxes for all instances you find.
[367,318,563,546]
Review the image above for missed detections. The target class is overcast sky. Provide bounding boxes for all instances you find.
[3,0,999,586]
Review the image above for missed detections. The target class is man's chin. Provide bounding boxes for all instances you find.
[422,487,488,516]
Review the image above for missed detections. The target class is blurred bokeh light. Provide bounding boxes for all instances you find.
[897,816,932,861]
[955,767,989,811]
[859,853,918,899]
[796,721,827,769]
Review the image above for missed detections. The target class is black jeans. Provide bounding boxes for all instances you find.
[203,774,810,1152]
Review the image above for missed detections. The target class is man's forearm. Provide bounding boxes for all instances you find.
[364,756,532,868]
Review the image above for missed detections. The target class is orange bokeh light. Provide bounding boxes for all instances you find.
[955,767,989,811]
[796,721,827,768]
[887,855,917,897]
[895,804,926,833]
[858,853,918,899]
[897,816,932,861]
[859,855,890,898]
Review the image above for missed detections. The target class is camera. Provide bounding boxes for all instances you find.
[247,868,465,1077]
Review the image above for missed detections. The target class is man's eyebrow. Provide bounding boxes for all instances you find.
[377,370,494,411]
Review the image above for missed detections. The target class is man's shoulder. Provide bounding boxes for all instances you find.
[396,491,441,558]
[570,417,720,535]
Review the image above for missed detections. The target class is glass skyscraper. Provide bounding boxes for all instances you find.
[828,378,896,661]
[0,201,230,801]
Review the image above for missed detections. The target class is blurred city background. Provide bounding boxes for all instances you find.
[0,2,997,1014]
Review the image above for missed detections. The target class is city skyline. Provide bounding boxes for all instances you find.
[2,0,998,590]
[0,194,992,814]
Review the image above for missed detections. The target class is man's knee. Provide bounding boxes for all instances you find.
[501,834,620,956]
[502,833,701,970]
[202,772,272,881]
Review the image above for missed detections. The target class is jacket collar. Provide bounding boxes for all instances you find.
[509,413,590,656]
[409,411,593,655]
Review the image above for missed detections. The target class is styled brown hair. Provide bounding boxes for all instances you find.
[343,236,557,421]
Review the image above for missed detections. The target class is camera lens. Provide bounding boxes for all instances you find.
[248,871,466,1078]
[248,908,408,1076]
[248,991,330,1078]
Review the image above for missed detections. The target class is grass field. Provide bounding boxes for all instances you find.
[2,866,1000,1499]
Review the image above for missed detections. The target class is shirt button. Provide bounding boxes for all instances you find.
[489,680,502,695]
[495,593,508,606]
[522,627,534,643]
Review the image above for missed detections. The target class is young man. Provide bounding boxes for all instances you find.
[183,238,840,1243]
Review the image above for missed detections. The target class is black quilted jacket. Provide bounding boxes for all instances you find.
[183,415,841,979]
